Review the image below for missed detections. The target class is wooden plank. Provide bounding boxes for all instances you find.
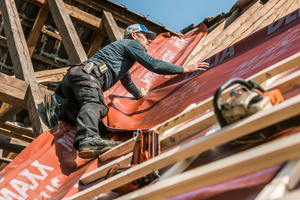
[0,127,34,143]
[86,32,105,58]
[281,190,300,200]
[248,0,300,38]
[0,135,29,153]
[116,133,300,200]
[81,66,300,184]
[0,104,22,126]
[27,7,49,56]
[0,156,12,164]
[158,154,199,182]
[255,158,300,200]
[0,73,28,109]
[69,94,300,199]
[47,0,87,64]
[0,0,50,136]
[98,52,300,162]
[1,121,34,137]
[184,0,263,65]
[202,0,281,61]
[102,10,123,42]
[81,153,132,185]
[0,73,53,110]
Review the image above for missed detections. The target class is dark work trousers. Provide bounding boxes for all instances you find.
[60,65,108,150]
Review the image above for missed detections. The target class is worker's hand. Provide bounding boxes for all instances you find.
[183,62,209,73]
[136,88,148,99]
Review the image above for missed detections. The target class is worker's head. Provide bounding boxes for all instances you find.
[124,24,157,50]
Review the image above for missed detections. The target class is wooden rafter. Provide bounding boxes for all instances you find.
[102,10,123,42]
[47,0,87,64]
[27,7,49,56]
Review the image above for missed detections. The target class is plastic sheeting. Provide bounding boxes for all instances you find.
[1,8,300,200]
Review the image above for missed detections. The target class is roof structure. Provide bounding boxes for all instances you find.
[1,0,300,199]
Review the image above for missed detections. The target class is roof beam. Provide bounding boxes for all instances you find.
[102,10,123,42]
[0,73,52,110]
[27,7,49,56]
[0,104,22,126]
[47,0,87,64]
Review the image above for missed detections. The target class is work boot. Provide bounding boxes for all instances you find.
[78,135,122,159]
[45,93,62,128]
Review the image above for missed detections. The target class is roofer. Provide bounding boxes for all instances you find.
[45,24,209,159]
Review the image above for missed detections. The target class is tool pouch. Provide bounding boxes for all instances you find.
[105,130,160,194]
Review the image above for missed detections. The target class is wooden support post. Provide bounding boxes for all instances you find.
[0,104,22,126]
[0,0,50,136]
[69,94,300,199]
[102,10,123,42]
[47,0,87,64]
[27,7,49,56]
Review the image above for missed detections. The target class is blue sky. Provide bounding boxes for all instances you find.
[112,0,238,32]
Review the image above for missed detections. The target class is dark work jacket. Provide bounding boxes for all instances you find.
[84,39,184,97]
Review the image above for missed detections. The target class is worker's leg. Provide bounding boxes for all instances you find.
[63,66,121,158]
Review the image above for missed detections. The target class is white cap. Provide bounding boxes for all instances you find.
[124,24,157,40]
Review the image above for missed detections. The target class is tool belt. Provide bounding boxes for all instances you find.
[105,130,160,194]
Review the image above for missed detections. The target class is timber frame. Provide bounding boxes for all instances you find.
[1,0,300,199]
[0,0,181,166]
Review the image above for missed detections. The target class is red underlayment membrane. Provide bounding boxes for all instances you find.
[1,8,300,200]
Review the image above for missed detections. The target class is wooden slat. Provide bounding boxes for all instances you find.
[102,10,123,42]
[117,133,300,200]
[0,156,12,164]
[27,7,49,56]
[202,0,281,61]
[0,135,29,153]
[47,0,87,64]
[248,0,300,39]
[70,94,300,199]
[0,104,22,126]
[255,158,300,200]
[0,0,49,136]
[1,121,34,137]
[0,127,34,143]
[185,0,263,66]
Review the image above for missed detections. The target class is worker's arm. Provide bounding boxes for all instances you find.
[126,40,209,74]
[120,71,141,99]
